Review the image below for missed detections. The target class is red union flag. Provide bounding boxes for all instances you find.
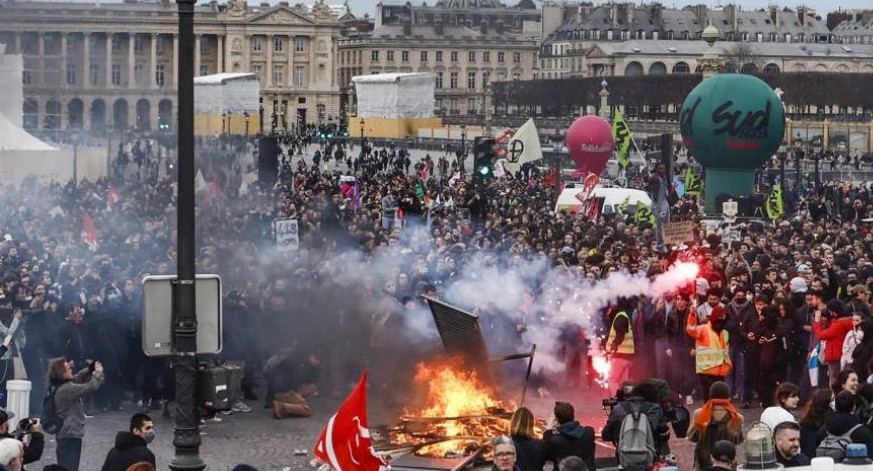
[314,371,389,471]
[81,212,99,251]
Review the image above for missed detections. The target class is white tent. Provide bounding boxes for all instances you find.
[0,111,55,152]
[353,73,436,119]
[194,73,260,114]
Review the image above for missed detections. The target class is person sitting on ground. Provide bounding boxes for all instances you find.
[101,413,156,471]
[0,409,43,467]
[774,421,811,467]
[559,456,588,471]
[491,435,521,471]
[703,440,736,471]
[264,347,320,419]
[815,390,873,458]
[689,381,745,470]
[508,407,546,471]
[0,438,23,471]
[543,402,596,471]
[760,382,800,432]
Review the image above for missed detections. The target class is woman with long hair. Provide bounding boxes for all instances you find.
[832,367,869,420]
[760,382,800,432]
[509,406,546,471]
[47,357,105,471]
[799,388,833,458]
[688,381,745,470]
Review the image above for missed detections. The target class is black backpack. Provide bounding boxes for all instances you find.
[42,388,63,435]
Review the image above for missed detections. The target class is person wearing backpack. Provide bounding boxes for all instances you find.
[601,381,663,469]
[543,402,596,471]
[815,390,873,460]
[688,382,744,470]
[46,357,105,471]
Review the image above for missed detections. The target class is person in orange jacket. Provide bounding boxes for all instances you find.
[687,305,732,401]
[813,297,854,386]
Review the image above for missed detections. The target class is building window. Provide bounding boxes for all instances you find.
[252,64,262,84]
[467,71,476,89]
[468,51,475,62]
[294,65,306,88]
[134,64,143,84]
[467,97,476,113]
[294,36,305,52]
[22,70,31,85]
[513,52,521,63]
[387,50,394,61]
[435,72,443,88]
[134,35,143,52]
[497,52,505,62]
[111,64,121,85]
[513,73,520,80]
[483,51,491,62]
[273,36,284,52]
[435,97,443,111]
[90,63,99,85]
[67,40,75,55]
[420,51,428,62]
[112,37,121,51]
[156,64,165,86]
[450,51,458,62]
[156,36,166,54]
[200,36,210,54]
[252,37,263,52]
[272,65,283,86]
[200,65,208,76]
[482,71,490,85]
[401,50,409,62]
[371,50,379,61]
[450,71,458,88]
[436,51,443,62]
[450,98,458,113]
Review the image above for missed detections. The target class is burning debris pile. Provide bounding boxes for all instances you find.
[385,358,543,459]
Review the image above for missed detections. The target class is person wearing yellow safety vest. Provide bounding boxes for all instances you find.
[605,298,635,393]
[686,304,732,401]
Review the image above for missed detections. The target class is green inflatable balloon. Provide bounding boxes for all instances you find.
[679,74,785,212]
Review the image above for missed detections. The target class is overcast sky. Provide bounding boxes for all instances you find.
[29,0,870,22]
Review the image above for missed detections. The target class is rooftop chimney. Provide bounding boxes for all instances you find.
[769,5,777,27]
[480,21,488,34]
[495,18,504,34]
[434,18,444,35]
[725,4,738,30]
[403,19,412,35]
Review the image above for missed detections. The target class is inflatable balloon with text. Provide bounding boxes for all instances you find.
[565,115,615,176]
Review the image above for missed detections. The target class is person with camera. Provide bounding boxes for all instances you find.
[101,413,155,471]
[0,410,42,470]
[601,381,665,462]
[47,356,105,471]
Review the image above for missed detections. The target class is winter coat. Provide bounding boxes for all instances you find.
[511,435,547,471]
[53,367,104,439]
[0,431,43,468]
[101,431,156,471]
[814,317,854,364]
[816,412,873,458]
[543,421,596,471]
[842,328,864,370]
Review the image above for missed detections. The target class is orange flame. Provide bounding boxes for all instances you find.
[415,359,501,418]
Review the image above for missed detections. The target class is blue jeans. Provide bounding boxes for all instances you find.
[727,343,744,398]
[57,437,82,471]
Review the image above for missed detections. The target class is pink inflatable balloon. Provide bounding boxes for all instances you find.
[565,116,615,176]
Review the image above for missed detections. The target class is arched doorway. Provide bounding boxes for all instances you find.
[649,61,667,75]
[91,99,106,135]
[624,61,643,76]
[67,98,84,129]
[23,99,38,130]
[136,98,151,131]
[672,62,690,74]
[741,63,759,74]
[113,99,128,131]
[44,100,61,130]
[763,63,780,74]
[158,99,173,131]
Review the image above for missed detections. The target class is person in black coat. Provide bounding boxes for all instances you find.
[101,413,156,471]
[543,402,596,471]
[0,409,43,469]
[815,391,873,459]
[509,407,547,471]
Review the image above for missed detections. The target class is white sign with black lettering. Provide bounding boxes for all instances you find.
[274,218,299,252]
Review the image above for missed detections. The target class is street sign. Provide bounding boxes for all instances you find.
[142,274,222,356]
[661,220,696,245]
[273,218,299,252]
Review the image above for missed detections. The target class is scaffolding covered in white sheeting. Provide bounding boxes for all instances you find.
[353,73,436,118]
[194,73,260,114]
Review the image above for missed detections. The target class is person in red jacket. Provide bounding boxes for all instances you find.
[813,298,853,386]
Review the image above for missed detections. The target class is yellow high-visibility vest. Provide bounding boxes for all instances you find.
[696,326,731,376]
[606,311,634,355]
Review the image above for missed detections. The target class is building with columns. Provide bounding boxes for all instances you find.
[0,0,344,134]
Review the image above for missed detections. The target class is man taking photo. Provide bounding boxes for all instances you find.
[0,410,43,469]
[100,413,155,471]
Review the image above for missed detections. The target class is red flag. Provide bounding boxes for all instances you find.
[313,371,389,471]
[81,212,99,251]
[587,198,601,220]
[107,185,122,211]
[205,179,222,201]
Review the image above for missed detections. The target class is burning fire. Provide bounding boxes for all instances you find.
[591,352,611,389]
[390,358,517,458]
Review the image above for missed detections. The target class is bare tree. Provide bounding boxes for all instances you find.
[722,42,764,74]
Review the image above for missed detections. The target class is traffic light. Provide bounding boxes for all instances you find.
[473,137,495,180]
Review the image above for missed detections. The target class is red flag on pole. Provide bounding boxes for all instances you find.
[81,212,99,251]
[313,371,389,471]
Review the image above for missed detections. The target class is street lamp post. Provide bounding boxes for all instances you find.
[244,111,250,137]
[171,0,204,468]
[221,111,227,135]
[360,118,365,149]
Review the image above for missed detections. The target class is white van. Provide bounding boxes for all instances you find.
[554,186,652,215]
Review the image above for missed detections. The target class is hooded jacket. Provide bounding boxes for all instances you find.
[815,412,873,458]
[544,421,596,471]
[100,431,156,471]
[814,316,854,363]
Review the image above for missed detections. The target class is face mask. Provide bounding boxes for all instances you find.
[143,430,156,444]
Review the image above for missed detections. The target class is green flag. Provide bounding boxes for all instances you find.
[616,196,630,215]
[415,182,425,201]
[612,110,632,169]
[766,183,784,220]
[685,167,703,197]
[635,202,656,225]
